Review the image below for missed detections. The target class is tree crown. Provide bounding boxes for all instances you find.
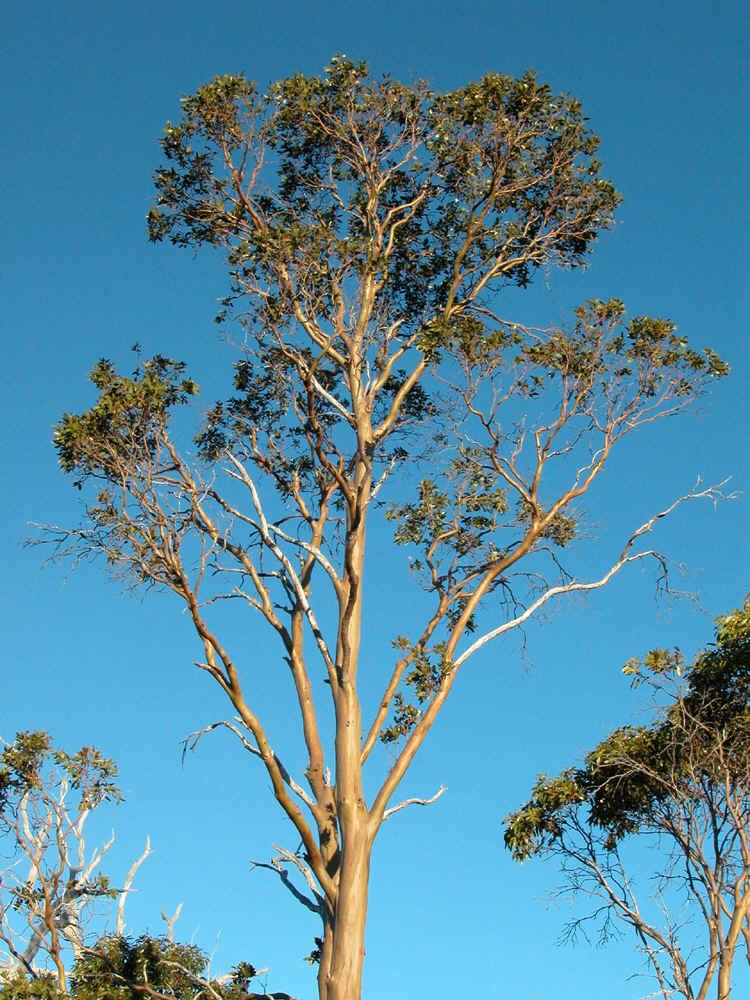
[504,600,750,861]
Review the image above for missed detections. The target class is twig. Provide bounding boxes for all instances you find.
[384,785,447,820]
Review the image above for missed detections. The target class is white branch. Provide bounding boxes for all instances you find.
[383,785,447,820]
[225,453,337,677]
[251,845,323,915]
[160,902,183,944]
[116,837,152,935]
[308,372,355,425]
[183,718,316,810]
[372,454,400,501]
[264,521,340,589]
[455,482,729,670]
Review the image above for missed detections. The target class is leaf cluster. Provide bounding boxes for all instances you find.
[504,600,750,861]
[380,640,454,743]
[148,58,619,342]
[1,934,271,999]
[0,732,120,816]
[54,357,198,484]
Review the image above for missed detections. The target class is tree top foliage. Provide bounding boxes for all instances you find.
[504,600,750,861]
[0,934,283,999]
[148,56,617,322]
[0,732,120,815]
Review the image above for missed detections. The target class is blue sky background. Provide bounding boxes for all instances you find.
[2,2,749,997]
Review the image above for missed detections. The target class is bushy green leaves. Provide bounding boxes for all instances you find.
[505,600,750,861]
[148,57,619,341]
[71,934,206,999]
[0,971,58,999]
[54,356,197,482]
[504,771,585,862]
[0,732,120,816]
[0,934,271,1000]
[380,640,454,744]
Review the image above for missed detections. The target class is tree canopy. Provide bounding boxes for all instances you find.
[49,58,728,1000]
[504,602,750,1000]
[0,733,290,1000]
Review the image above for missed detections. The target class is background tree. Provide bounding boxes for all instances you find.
[0,735,288,1000]
[504,601,750,1000]
[69,934,293,1000]
[0,732,133,993]
[2,934,293,1000]
[49,58,728,1000]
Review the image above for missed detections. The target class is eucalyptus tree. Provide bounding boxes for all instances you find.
[0,732,142,994]
[2,933,293,1000]
[0,734,287,1000]
[505,603,750,1000]
[51,58,727,999]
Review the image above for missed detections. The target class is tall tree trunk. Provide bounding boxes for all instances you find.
[324,829,371,1000]
[717,951,731,1000]
[321,445,373,1000]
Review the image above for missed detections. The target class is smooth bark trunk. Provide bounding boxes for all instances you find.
[717,954,731,1000]
[324,831,371,1000]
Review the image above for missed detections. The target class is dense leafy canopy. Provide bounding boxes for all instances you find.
[504,604,750,999]
[1,935,282,1000]
[505,602,750,860]
[148,58,618,317]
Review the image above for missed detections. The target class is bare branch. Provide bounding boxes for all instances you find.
[454,482,727,670]
[116,837,152,936]
[251,845,325,915]
[383,785,447,821]
[183,719,317,811]
[160,902,183,944]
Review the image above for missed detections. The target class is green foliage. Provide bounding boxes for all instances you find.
[380,640,455,743]
[515,500,577,547]
[0,978,56,1000]
[0,971,58,1000]
[521,299,728,394]
[71,934,206,999]
[0,935,271,1000]
[54,356,198,482]
[504,771,585,861]
[387,480,449,548]
[380,694,423,744]
[70,934,273,999]
[0,732,120,816]
[504,599,750,861]
[149,58,618,336]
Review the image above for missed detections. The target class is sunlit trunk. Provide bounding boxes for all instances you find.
[324,831,371,1000]
[717,951,731,1000]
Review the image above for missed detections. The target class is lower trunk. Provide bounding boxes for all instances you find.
[322,832,371,1000]
[717,954,731,1000]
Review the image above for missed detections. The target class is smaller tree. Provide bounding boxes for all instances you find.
[70,934,294,1000]
[0,734,290,999]
[504,603,750,1000]
[0,732,129,993]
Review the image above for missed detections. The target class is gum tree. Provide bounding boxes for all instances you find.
[0,733,140,994]
[0,734,288,1000]
[504,604,750,1000]
[50,59,727,999]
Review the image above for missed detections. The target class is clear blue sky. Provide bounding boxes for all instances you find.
[2,2,748,997]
